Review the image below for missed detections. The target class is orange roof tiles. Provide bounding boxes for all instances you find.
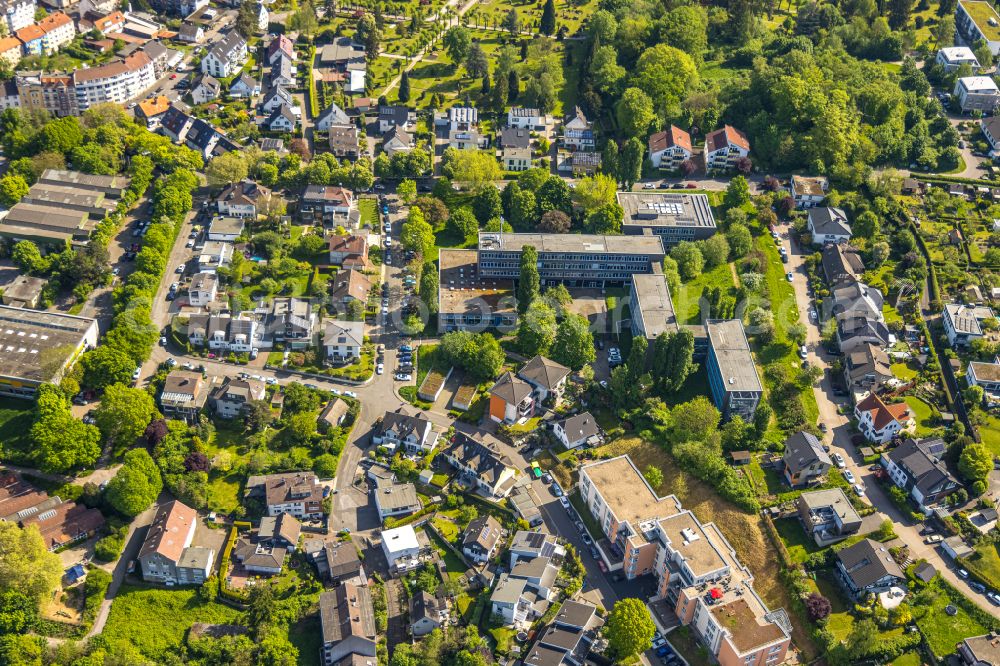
[856,393,910,430]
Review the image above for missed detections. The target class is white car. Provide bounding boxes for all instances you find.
[330,389,342,395]
[166,358,176,367]
[786,272,794,281]
[642,182,655,189]
[132,367,142,381]
[186,239,194,248]
[395,373,412,381]
[852,483,865,497]
[344,391,357,398]
[843,470,856,484]
[266,377,277,385]
[384,238,392,247]
[559,497,570,509]
[175,265,185,273]
[832,453,845,468]
[376,363,384,375]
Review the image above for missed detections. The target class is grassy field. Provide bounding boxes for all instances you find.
[980,414,1000,456]
[359,199,378,230]
[889,652,924,666]
[772,517,823,564]
[0,397,36,464]
[673,262,736,324]
[891,361,919,382]
[962,542,1000,589]
[916,582,991,659]
[102,585,242,659]
[904,396,939,436]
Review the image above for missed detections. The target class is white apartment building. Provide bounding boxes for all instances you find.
[38,12,75,53]
[201,32,248,78]
[936,46,980,71]
[1,0,35,33]
[954,76,1000,113]
[73,52,156,112]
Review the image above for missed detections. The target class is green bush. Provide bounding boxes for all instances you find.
[93,526,127,562]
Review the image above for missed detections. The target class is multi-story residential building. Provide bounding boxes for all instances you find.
[210,376,265,419]
[266,297,315,348]
[1,0,35,34]
[854,392,912,444]
[937,46,981,71]
[617,192,717,246]
[323,320,363,361]
[958,633,1000,665]
[17,72,77,117]
[790,175,828,208]
[955,76,1000,112]
[629,273,678,342]
[462,515,503,563]
[488,371,534,424]
[319,583,377,666]
[782,431,831,487]
[821,243,864,287]
[517,354,570,405]
[300,185,355,226]
[796,488,862,546]
[500,126,532,172]
[437,248,517,333]
[578,456,792,665]
[201,32,248,78]
[135,95,170,129]
[523,600,603,666]
[706,319,762,420]
[0,37,20,66]
[37,12,74,54]
[138,500,215,586]
[477,232,665,288]
[148,0,206,17]
[327,234,368,267]
[807,207,851,244]
[441,431,518,499]
[372,409,437,454]
[216,179,268,218]
[185,313,256,351]
[843,342,892,392]
[835,538,906,600]
[72,52,156,112]
[956,0,1000,56]
[509,530,565,568]
[880,437,959,511]
[14,23,42,55]
[648,125,692,170]
[159,370,213,423]
[562,106,594,151]
[704,125,750,171]
[943,303,995,347]
[187,272,218,307]
[381,525,421,572]
[507,106,545,130]
[262,471,324,519]
[373,480,420,519]
[968,356,1000,403]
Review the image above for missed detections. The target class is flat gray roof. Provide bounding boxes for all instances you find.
[631,274,677,338]
[617,192,716,230]
[439,248,515,315]
[3,203,91,231]
[37,169,128,195]
[478,232,664,256]
[0,306,96,384]
[706,319,762,393]
[23,184,110,211]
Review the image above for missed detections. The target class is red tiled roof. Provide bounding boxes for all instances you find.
[94,11,125,32]
[38,12,73,33]
[705,124,750,153]
[0,37,21,53]
[16,25,44,43]
[856,393,910,430]
[649,125,692,154]
[139,500,196,563]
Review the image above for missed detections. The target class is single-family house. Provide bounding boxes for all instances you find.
[821,243,865,287]
[562,106,594,151]
[968,357,1000,403]
[836,312,891,353]
[552,412,601,450]
[382,125,414,156]
[160,370,212,423]
[830,282,884,322]
[381,525,421,572]
[233,537,285,575]
[796,488,862,546]
[500,126,532,172]
[854,393,912,444]
[207,215,245,242]
[319,583,377,666]
[178,23,204,43]
[790,175,828,208]
[782,431,831,487]
[323,320,364,361]
[442,431,518,499]
[328,124,359,159]
[315,102,350,131]
[509,530,565,568]
[328,234,368,266]
[265,104,297,132]
[331,269,372,306]
[267,34,294,65]
[943,303,995,347]
[300,185,355,226]
[190,74,220,104]
[372,409,437,454]
[216,179,269,219]
[261,471,324,519]
[410,590,448,637]
[374,482,420,519]
[488,371,534,424]
[211,376,265,419]
[318,398,350,433]
[229,72,260,98]
[843,343,893,392]
[517,355,570,404]
[807,207,851,244]
[880,437,959,511]
[835,538,906,600]
[188,272,219,307]
[462,515,503,563]
[507,107,545,130]
[378,105,415,133]
[259,513,301,551]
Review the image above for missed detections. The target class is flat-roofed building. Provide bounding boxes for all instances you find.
[937,46,981,71]
[629,273,677,341]
[0,203,93,248]
[616,192,716,246]
[796,488,863,546]
[1,275,45,308]
[955,76,1000,112]
[20,182,114,218]
[705,319,762,420]
[957,0,1000,56]
[477,232,664,287]
[36,169,129,197]
[0,306,97,398]
[438,248,516,333]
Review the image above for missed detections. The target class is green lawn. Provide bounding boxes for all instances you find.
[904,396,939,436]
[205,471,242,513]
[102,585,243,660]
[916,583,991,659]
[772,517,823,564]
[0,397,36,464]
[891,362,920,382]
[889,652,924,666]
[423,527,468,582]
[673,262,736,325]
[359,199,378,230]
[980,415,1000,456]
[431,515,459,542]
[962,542,1000,590]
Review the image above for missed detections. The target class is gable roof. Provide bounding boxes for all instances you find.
[331,269,372,301]
[855,393,910,431]
[500,126,531,149]
[383,124,413,147]
[207,31,246,64]
[489,371,533,404]
[557,411,600,443]
[318,398,350,427]
[836,312,890,345]
[808,207,852,237]
[518,355,570,391]
[836,538,904,588]
[887,437,957,495]
[378,408,432,441]
[323,320,364,347]
[139,500,196,564]
[821,243,865,286]
[463,514,502,552]
[231,71,259,91]
[317,102,350,127]
[844,343,891,384]
[267,34,294,61]
[782,431,831,474]
[267,104,297,127]
[319,583,377,645]
[705,125,749,153]
[648,125,692,154]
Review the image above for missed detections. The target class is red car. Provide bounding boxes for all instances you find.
[685,183,697,189]
[170,74,177,80]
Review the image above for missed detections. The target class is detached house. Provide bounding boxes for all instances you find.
[382,125,414,156]
[319,583,377,666]
[881,437,959,511]
[509,530,565,568]
[266,297,316,348]
[943,303,995,347]
[821,243,865,287]
[488,371,534,423]
[328,124,359,159]
[188,272,219,307]
[315,102,350,131]
[648,126,692,170]
[807,207,851,244]
[262,471,324,519]
[517,354,570,404]
[211,376,265,419]
[500,127,532,172]
[160,370,212,423]
[138,500,215,586]
[331,269,372,306]
[201,31,248,78]
[790,175,828,208]
[835,538,906,600]
[462,515,503,563]
[843,343,893,392]
[378,105,415,133]
[854,393,912,444]
[562,106,594,151]
[374,481,420,520]
[968,357,1000,403]
[797,488,862,546]
[981,116,1000,157]
[373,409,437,453]
[782,431,831,487]
[229,72,260,98]
[442,431,518,499]
[836,312,890,353]
[936,46,980,71]
[300,185,355,227]
[955,76,1000,113]
[704,125,750,171]
[267,34,294,65]
[328,234,368,267]
[410,590,448,637]
[190,74,220,104]
[507,106,545,130]
[553,412,601,450]
[216,179,269,218]
[265,104,297,132]
[323,320,363,361]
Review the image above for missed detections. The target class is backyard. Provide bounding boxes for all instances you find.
[0,397,36,464]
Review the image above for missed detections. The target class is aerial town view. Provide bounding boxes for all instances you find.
[5,0,1000,663]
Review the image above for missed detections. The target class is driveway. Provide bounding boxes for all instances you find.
[783,222,1000,620]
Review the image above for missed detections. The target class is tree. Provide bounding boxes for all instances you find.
[508,185,537,229]
[846,617,880,659]
[38,116,83,154]
[804,593,831,622]
[605,598,655,661]
[247,584,275,639]
[630,45,698,120]
[448,207,479,242]
[355,12,380,59]
[398,70,411,103]
[95,383,157,445]
[105,449,162,517]
[508,68,520,102]
[81,345,134,389]
[724,175,751,209]
[535,177,571,215]
[397,178,417,203]
[289,0,319,36]
[401,206,435,258]
[420,261,439,315]
[661,5,708,58]
[235,1,260,36]
[652,329,697,393]
[465,43,488,79]
[444,26,471,65]
[503,8,519,35]
[283,383,321,414]
[440,149,501,189]
[572,173,616,214]
[701,234,730,268]
[959,442,993,481]
[531,0,554,34]
[473,186,502,222]
[0,590,37,635]
[0,522,61,605]
[643,465,663,489]
[516,245,541,314]
[10,240,45,273]
[538,209,571,233]
[602,141,619,182]
[853,210,880,240]
[0,173,28,207]
[586,203,621,234]
[726,224,752,258]
[517,300,557,357]
[314,453,338,478]
[31,385,101,473]
[551,314,596,370]
[616,88,655,138]
[887,0,911,29]
[670,241,704,280]
[619,137,643,189]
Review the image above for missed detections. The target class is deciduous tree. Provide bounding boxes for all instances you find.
[95,383,158,445]
[551,314,595,370]
[605,598,655,661]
